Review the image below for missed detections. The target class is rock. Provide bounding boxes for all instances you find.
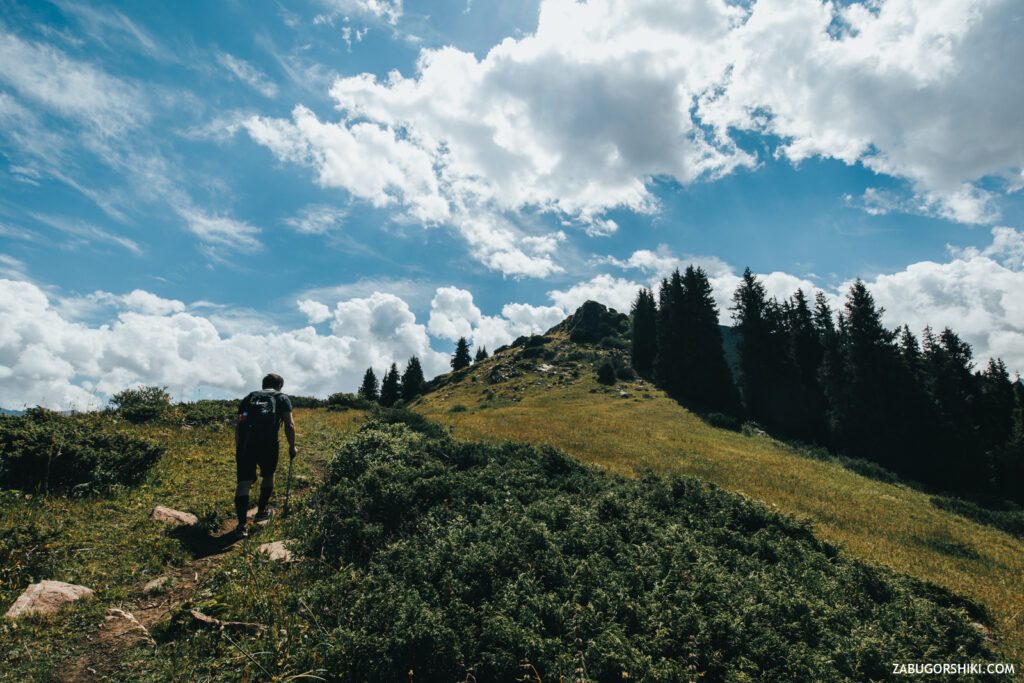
[547,301,629,344]
[5,580,95,620]
[142,576,170,594]
[258,540,294,562]
[152,505,198,526]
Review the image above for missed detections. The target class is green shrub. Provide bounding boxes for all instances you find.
[109,385,171,423]
[171,400,237,427]
[327,392,373,410]
[448,404,468,413]
[703,412,741,431]
[277,421,990,681]
[615,365,638,381]
[596,361,617,385]
[0,409,163,495]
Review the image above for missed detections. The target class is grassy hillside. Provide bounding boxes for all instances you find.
[0,407,366,680]
[415,332,1024,663]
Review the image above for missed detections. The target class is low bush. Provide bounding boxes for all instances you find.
[703,411,741,431]
[272,421,991,681]
[171,400,237,427]
[327,392,373,411]
[0,409,163,495]
[109,385,171,423]
[596,361,617,385]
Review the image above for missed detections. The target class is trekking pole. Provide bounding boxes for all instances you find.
[282,454,294,517]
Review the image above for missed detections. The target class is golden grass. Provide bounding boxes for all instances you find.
[416,359,1024,663]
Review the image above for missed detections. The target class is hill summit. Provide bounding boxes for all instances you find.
[546,300,629,344]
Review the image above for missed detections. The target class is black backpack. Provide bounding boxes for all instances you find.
[241,390,279,449]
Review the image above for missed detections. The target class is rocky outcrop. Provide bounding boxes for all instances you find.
[547,301,629,344]
[5,580,94,620]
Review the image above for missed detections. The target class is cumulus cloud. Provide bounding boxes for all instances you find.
[247,0,1020,274]
[428,287,565,353]
[0,279,448,410]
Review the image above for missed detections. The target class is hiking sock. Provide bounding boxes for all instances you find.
[234,495,249,526]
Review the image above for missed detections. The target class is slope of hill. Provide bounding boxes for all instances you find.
[414,320,1024,663]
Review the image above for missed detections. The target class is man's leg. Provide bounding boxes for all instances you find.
[235,479,253,529]
[257,473,275,517]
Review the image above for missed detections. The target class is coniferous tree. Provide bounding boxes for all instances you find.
[731,269,791,429]
[786,289,827,441]
[401,356,426,402]
[451,337,472,371]
[358,368,379,402]
[653,274,683,393]
[474,346,489,362]
[379,363,401,407]
[630,288,658,379]
[677,266,742,414]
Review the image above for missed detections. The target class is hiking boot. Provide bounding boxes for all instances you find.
[254,508,273,522]
[234,523,249,539]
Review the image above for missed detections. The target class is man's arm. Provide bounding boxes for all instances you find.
[284,411,297,459]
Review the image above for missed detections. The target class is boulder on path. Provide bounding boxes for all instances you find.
[257,540,294,563]
[152,505,198,526]
[5,580,95,620]
[142,576,171,595]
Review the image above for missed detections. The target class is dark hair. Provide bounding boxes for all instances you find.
[262,373,284,390]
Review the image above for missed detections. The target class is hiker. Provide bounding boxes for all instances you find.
[234,373,297,537]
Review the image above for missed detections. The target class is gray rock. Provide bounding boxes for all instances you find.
[152,505,198,526]
[257,540,294,562]
[5,580,94,620]
[142,576,170,594]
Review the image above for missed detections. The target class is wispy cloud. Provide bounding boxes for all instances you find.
[180,209,262,254]
[216,51,279,98]
[30,213,143,255]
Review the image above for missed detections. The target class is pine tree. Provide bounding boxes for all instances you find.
[451,337,472,371]
[787,289,827,442]
[731,269,791,429]
[379,363,401,407]
[677,266,742,414]
[401,356,426,402]
[358,368,379,402]
[653,273,683,394]
[630,288,658,379]
[475,346,489,362]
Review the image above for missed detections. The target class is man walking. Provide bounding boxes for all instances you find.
[234,373,297,537]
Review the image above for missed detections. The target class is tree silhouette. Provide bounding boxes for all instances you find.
[475,346,489,362]
[451,337,472,371]
[401,356,426,402]
[358,368,379,402]
[630,288,657,379]
[379,363,401,407]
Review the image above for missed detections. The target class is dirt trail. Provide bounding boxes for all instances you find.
[59,511,273,682]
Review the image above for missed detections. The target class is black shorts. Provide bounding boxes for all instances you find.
[236,443,279,482]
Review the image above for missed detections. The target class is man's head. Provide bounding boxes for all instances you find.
[262,373,284,391]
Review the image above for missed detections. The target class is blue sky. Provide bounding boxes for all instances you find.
[1,0,1022,408]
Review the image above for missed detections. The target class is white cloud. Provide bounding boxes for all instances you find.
[427,286,566,352]
[30,213,143,255]
[316,0,403,25]
[0,30,145,136]
[180,209,262,253]
[0,279,448,410]
[217,52,279,98]
[948,226,1024,270]
[297,299,332,324]
[249,0,1020,277]
[855,252,1024,374]
[547,274,642,314]
[286,204,348,234]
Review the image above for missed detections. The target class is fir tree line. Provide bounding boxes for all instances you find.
[630,267,1024,505]
[357,356,428,407]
